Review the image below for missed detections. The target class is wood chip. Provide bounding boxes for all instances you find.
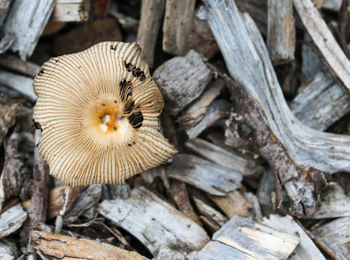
[52,0,90,22]
[209,191,253,218]
[48,186,80,219]
[184,100,230,139]
[262,214,326,260]
[169,180,201,225]
[0,239,17,260]
[185,138,263,176]
[31,230,148,259]
[64,185,102,223]
[167,153,242,196]
[294,0,350,92]
[267,0,295,64]
[195,216,299,260]
[0,0,55,60]
[153,49,212,116]
[98,187,209,254]
[0,53,40,78]
[0,204,27,239]
[307,182,350,219]
[162,0,196,55]
[313,217,350,258]
[137,0,165,67]
[290,71,350,131]
[0,71,35,101]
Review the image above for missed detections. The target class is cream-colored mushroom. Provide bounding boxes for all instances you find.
[33,41,177,186]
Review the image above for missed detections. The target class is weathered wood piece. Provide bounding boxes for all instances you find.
[193,196,228,229]
[0,240,17,260]
[0,94,20,145]
[210,191,253,218]
[0,0,55,60]
[99,187,209,255]
[52,0,90,22]
[203,0,350,216]
[290,72,350,131]
[178,78,224,129]
[267,0,295,64]
[155,246,186,260]
[137,0,165,67]
[257,168,275,216]
[306,182,350,219]
[235,0,267,35]
[313,217,350,258]
[0,204,27,238]
[154,50,212,116]
[167,153,242,196]
[0,71,35,101]
[294,0,350,92]
[185,138,263,176]
[169,180,201,225]
[64,184,102,223]
[188,7,219,59]
[162,0,196,56]
[194,216,299,260]
[0,54,40,78]
[322,0,342,11]
[48,186,80,219]
[31,230,148,259]
[185,100,230,139]
[0,0,12,28]
[262,214,326,260]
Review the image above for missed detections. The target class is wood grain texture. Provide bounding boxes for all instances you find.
[0,0,55,60]
[52,0,90,22]
[32,230,148,259]
[262,214,326,260]
[167,153,242,196]
[267,0,295,64]
[290,72,350,131]
[162,0,196,55]
[98,187,209,254]
[137,0,165,67]
[0,204,27,239]
[154,49,212,116]
[185,138,263,176]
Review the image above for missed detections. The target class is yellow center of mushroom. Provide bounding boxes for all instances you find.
[83,94,135,147]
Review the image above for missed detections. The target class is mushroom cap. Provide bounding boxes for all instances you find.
[33,41,177,186]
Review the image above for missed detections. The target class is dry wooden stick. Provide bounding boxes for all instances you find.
[162,0,196,55]
[31,230,148,259]
[267,0,295,64]
[52,0,90,22]
[293,0,350,92]
[137,0,165,67]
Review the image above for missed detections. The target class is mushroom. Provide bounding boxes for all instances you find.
[33,41,177,186]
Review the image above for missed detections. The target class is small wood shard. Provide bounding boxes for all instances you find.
[313,217,350,258]
[290,72,350,131]
[185,138,263,176]
[31,230,148,260]
[167,153,242,196]
[48,186,80,219]
[0,71,35,101]
[0,53,40,77]
[98,187,209,254]
[162,0,196,55]
[209,191,253,218]
[0,204,27,239]
[52,0,90,22]
[194,216,299,260]
[293,0,350,92]
[137,0,166,67]
[267,0,295,64]
[154,49,212,116]
[262,214,326,260]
